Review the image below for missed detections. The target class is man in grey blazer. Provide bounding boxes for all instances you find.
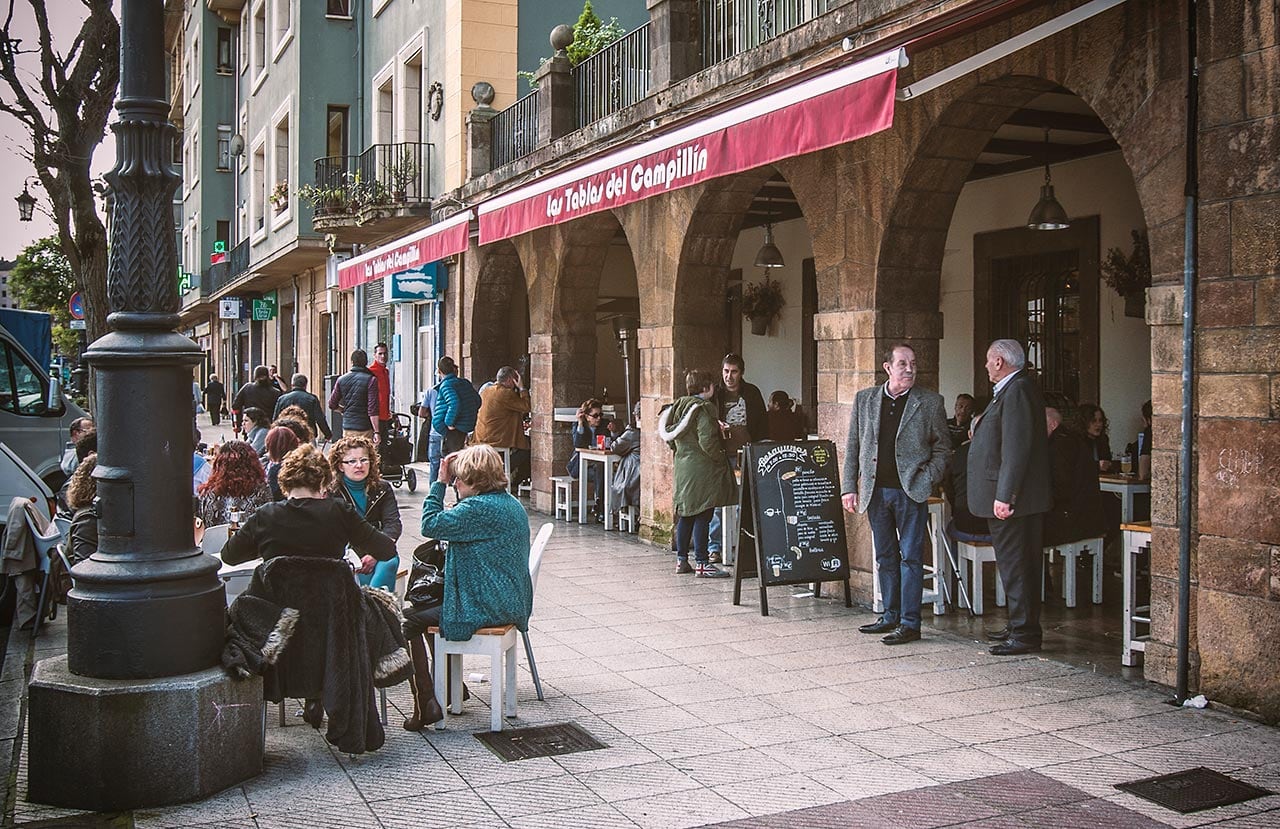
[841,343,951,645]
[967,339,1051,655]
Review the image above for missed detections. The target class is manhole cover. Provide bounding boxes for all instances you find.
[474,722,608,761]
[1115,766,1272,813]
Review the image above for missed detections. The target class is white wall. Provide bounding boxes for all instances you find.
[732,218,813,403]
[939,151,1152,443]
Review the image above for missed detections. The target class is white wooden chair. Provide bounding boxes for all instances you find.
[551,476,577,521]
[432,522,554,731]
[956,539,1006,615]
[1044,537,1105,607]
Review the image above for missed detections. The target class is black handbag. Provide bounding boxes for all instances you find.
[405,539,445,609]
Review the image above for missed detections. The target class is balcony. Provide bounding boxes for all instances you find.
[206,0,246,23]
[208,239,250,295]
[180,268,214,313]
[308,141,434,244]
[700,0,837,67]
[491,92,540,171]
[573,23,650,129]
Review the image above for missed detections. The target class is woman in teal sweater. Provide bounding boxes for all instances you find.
[399,444,532,730]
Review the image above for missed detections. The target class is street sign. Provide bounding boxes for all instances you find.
[68,291,85,320]
[219,298,241,319]
[69,319,87,330]
[385,262,447,302]
[251,298,276,321]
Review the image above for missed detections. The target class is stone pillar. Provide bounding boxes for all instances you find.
[466,81,497,180]
[646,0,700,90]
[535,25,576,146]
[27,0,263,809]
[528,330,597,514]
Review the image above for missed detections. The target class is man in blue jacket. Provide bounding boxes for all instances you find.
[430,356,481,457]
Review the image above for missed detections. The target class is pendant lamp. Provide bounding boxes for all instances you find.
[1026,129,1070,231]
[754,193,785,268]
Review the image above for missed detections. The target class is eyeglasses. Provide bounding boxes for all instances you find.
[341,457,370,466]
[587,411,602,418]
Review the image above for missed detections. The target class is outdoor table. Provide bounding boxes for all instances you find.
[577,448,619,530]
[1100,473,1151,523]
[872,495,950,616]
[1121,520,1152,666]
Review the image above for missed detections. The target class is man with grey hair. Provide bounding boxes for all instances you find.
[274,373,333,441]
[474,365,531,492]
[967,339,1051,655]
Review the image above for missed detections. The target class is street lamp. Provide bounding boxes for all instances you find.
[15,177,38,222]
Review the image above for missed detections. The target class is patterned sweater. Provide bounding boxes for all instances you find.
[419,481,533,641]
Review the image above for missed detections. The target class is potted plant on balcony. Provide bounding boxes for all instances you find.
[269,180,289,214]
[389,149,418,202]
[741,273,786,335]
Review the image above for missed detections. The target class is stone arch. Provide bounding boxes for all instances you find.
[467,238,528,385]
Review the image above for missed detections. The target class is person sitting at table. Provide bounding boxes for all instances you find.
[947,393,976,448]
[567,398,607,522]
[766,390,808,441]
[274,405,316,445]
[264,426,300,501]
[610,403,642,517]
[221,443,403,742]
[328,435,403,592]
[198,440,272,527]
[65,452,100,566]
[241,407,271,456]
[1044,408,1107,546]
[1075,404,1114,472]
[401,445,533,730]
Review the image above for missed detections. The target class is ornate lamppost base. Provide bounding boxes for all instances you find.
[26,657,264,810]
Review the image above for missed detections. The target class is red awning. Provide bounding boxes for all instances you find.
[336,210,472,290]
[477,49,902,245]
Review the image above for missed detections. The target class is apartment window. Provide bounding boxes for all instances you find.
[326,0,351,16]
[272,112,291,222]
[251,0,266,84]
[375,75,394,144]
[326,106,348,158]
[216,125,232,171]
[251,139,266,235]
[190,36,199,93]
[216,27,233,74]
[274,0,292,52]
[216,220,232,252]
[239,12,248,74]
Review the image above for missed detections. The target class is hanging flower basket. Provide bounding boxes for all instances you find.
[1102,230,1151,319]
[741,276,785,336]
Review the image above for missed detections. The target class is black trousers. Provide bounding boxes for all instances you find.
[988,512,1044,645]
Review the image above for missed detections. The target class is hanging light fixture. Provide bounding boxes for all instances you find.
[754,190,785,268]
[15,177,37,222]
[1026,128,1070,231]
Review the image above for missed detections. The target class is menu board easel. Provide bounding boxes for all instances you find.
[732,440,851,616]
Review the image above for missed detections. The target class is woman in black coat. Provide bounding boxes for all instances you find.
[203,374,227,426]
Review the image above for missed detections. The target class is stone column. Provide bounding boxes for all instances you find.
[27,0,263,810]
[535,25,576,146]
[646,0,700,90]
[466,81,497,180]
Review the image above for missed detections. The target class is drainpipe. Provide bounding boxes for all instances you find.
[292,274,300,372]
[1175,0,1199,705]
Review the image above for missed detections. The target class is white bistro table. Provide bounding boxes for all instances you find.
[1100,474,1151,524]
[577,448,619,530]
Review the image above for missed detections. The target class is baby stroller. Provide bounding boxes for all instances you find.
[378,412,418,492]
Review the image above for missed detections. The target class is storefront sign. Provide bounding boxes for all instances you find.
[385,262,447,302]
[336,211,471,290]
[219,298,242,320]
[478,49,902,244]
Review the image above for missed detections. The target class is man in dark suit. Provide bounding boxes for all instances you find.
[841,343,951,645]
[967,339,1051,655]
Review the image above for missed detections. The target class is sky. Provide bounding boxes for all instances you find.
[0,3,117,261]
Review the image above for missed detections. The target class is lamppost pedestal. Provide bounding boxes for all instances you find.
[27,658,263,810]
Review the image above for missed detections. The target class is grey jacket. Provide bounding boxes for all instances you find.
[840,384,950,512]
[966,370,1051,518]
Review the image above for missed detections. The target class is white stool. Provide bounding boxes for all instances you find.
[1044,537,1104,608]
[616,505,638,533]
[956,540,1005,615]
[430,624,518,732]
[551,475,577,522]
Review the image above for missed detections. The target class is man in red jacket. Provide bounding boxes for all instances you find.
[369,342,392,443]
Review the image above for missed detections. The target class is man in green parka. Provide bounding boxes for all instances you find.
[657,369,738,578]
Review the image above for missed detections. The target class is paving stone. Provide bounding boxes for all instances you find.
[1036,754,1165,799]
[576,760,702,801]
[846,724,965,759]
[806,758,937,800]
[370,788,504,828]
[634,725,750,760]
[896,746,1024,784]
[977,732,1103,768]
[921,713,1042,746]
[132,785,255,828]
[597,704,707,735]
[714,714,834,747]
[856,784,1003,827]
[614,788,749,829]
[506,802,643,828]
[474,773,603,819]
[712,771,844,816]
[668,748,795,787]
[757,737,881,773]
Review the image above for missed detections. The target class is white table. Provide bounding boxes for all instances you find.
[1122,521,1152,666]
[577,448,619,530]
[872,496,950,616]
[1100,474,1151,523]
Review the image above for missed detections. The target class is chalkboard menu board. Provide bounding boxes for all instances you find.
[733,440,852,616]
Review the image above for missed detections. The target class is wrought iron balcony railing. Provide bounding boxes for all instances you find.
[574,23,650,128]
[310,141,433,217]
[208,238,249,294]
[490,91,539,171]
[700,0,835,68]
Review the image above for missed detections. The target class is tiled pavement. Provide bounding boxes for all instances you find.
[4,481,1279,828]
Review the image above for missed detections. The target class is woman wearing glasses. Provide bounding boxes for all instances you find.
[568,397,607,520]
[328,436,403,591]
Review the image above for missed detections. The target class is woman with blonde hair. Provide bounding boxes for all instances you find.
[66,453,100,565]
[398,445,533,730]
[328,435,402,590]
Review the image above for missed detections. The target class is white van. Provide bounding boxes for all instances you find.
[0,322,88,491]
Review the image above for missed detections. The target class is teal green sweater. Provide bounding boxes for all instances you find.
[420,481,533,641]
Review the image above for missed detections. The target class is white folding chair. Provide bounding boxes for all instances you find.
[523,522,554,701]
[28,507,67,635]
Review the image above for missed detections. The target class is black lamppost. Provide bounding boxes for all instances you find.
[27,0,262,810]
[15,176,37,221]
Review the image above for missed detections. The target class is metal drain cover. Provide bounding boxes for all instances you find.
[1115,766,1272,813]
[474,722,608,761]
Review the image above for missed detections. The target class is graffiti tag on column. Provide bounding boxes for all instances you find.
[1214,443,1270,488]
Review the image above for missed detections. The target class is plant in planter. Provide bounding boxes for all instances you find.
[389,150,418,201]
[1101,230,1151,318]
[741,274,785,335]
[269,180,289,213]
